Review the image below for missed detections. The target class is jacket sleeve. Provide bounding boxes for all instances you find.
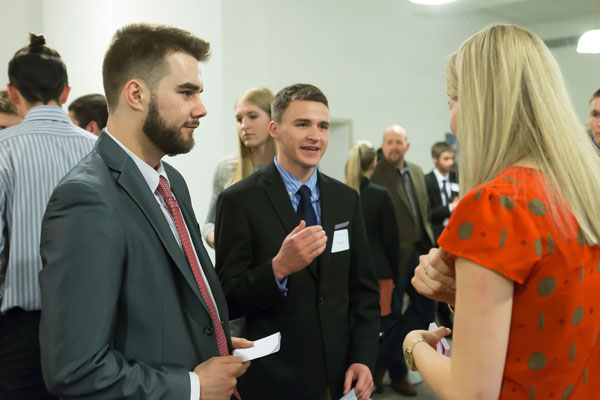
[39,179,190,399]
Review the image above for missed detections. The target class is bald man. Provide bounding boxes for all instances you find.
[370,125,435,396]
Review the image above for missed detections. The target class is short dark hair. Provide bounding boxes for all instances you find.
[271,83,328,123]
[0,90,17,115]
[590,89,600,104]
[431,141,454,159]
[102,23,211,111]
[8,33,68,104]
[68,94,108,130]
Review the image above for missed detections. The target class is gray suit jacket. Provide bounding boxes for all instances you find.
[39,132,231,399]
[371,158,434,274]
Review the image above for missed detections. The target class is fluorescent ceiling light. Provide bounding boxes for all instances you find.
[577,29,600,54]
[410,0,458,5]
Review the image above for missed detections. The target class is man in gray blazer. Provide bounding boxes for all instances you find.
[39,24,249,399]
[371,125,435,396]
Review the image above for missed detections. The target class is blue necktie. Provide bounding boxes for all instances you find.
[296,185,319,276]
[297,185,317,227]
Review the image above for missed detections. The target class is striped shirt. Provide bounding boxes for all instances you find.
[0,105,96,313]
[273,156,321,223]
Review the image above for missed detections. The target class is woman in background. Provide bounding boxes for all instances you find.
[345,140,399,394]
[403,24,600,399]
[204,87,276,248]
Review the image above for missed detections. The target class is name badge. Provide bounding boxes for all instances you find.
[331,229,350,253]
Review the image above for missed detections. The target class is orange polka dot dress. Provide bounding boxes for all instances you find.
[438,166,600,399]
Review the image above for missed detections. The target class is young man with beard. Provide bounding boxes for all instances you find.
[425,141,459,244]
[39,24,250,399]
[215,84,380,400]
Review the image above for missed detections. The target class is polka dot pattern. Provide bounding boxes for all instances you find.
[528,352,546,370]
[529,199,547,216]
[437,166,600,398]
[458,222,473,240]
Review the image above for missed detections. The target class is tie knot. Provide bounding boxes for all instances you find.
[297,185,312,200]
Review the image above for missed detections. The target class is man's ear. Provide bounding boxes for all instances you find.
[122,79,147,112]
[59,85,71,105]
[269,120,278,140]
[85,120,100,135]
[6,84,21,105]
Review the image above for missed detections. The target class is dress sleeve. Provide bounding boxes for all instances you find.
[437,186,541,284]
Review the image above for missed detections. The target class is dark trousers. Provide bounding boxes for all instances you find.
[0,308,56,399]
[379,244,436,380]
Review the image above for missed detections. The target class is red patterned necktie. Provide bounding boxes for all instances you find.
[156,176,230,356]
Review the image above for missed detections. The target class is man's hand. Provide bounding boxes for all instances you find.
[231,337,253,349]
[272,220,327,281]
[194,356,249,400]
[342,363,373,400]
[412,247,456,306]
[207,232,215,249]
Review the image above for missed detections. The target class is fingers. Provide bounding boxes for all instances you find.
[353,372,372,400]
[236,361,251,377]
[231,337,254,349]
[343,369,356,394]
[433,326,452,340]
[290,220,306,235]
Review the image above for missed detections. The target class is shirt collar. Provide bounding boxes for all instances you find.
[23,105,72,124]
[274,156,319,200]
[104,129,169,193]
[433,167,448,184]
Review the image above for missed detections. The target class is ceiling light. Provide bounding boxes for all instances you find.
[577,29,600,53]
[409,0,458,5]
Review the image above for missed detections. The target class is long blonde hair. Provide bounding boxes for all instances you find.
[447,24,600,244]
[229,87,276,186]
[345,141,377,194]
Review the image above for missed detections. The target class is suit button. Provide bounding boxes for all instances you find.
[204,327,214,336]
[318,297,324,305]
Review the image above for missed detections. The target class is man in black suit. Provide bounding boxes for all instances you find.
[215,84,380,400]
[425,141,459,245]
[39,24,250,399]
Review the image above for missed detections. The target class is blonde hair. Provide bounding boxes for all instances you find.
[230,87,276,186]
[344,140,377,194]
[447,24,600,244]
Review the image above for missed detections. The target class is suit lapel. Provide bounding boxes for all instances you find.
[263,163,298,234]
[316,173,334,282]
[97,133,207,311]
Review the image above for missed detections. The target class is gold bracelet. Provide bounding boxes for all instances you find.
[404,338,425,372]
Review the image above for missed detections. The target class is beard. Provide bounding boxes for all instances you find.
[142,97,195,156]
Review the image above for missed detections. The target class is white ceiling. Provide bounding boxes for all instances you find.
[411,0,599,25]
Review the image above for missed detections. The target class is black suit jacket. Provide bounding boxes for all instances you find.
[425,170,459,243]
[39,132,231,399]
[215,163,380,400]
[359,178,399,281]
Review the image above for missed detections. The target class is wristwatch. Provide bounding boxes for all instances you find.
[404,338,425,372]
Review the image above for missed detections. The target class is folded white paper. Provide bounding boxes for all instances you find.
[232,332,281,361]
[428,322,451,356]
[339,389,372,400]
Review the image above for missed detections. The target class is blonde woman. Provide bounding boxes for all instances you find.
[345,141,399,394]
[403,25,600,399]
[203,87,276,247]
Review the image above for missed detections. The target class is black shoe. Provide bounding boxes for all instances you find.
[391,376,417,397]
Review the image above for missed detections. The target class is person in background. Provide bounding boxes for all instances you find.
[588,88,600,152]
[344,140,399,395]
[425,141,459,245]
[0,89,22,130]
[204,87,276,248]
[371,125,435,397]
[404,24,600,399]
[68,93,108,136]
[0,33,96,399]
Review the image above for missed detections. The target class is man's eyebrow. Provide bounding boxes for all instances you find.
[177,83,201,91]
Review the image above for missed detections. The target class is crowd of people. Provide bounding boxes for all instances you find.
[0,20,598,400]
